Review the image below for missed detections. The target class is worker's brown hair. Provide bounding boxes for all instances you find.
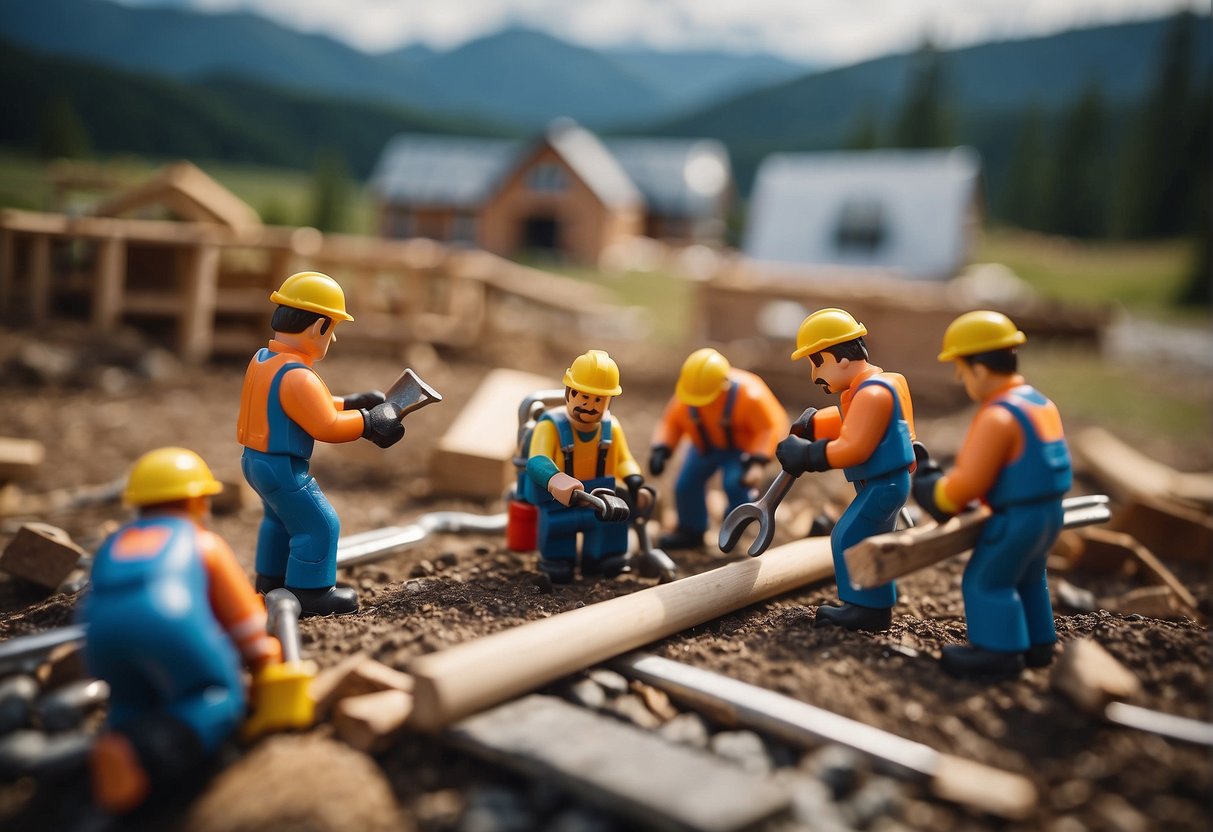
[809,337,868,367]
[271,305,333,335]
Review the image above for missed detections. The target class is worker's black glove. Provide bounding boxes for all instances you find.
[621,474,645,512]
[776,436,831,476]
[589,488,630,522]
[790,407,818,439]
[649,444,672,477]
[910,445,952,524]
[360,402,405,448]
[342,390,385,411]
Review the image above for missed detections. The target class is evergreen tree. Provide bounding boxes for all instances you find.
[1178,79,1211,306]
[1046,85,1109,238]
[1114,11,1200,238]
[844,110,881,150]
[36,93,91,160]
[309,147,350,233]
[1000,105,1048,230]
[891,41,953,149]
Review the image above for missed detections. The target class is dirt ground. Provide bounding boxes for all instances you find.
[0,323,1209,832]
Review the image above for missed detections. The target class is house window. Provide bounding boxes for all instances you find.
[451,213,477,245]
[832,196,887,254]
[527,164,567,194]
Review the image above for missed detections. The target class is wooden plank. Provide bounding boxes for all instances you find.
[91,236,126,333]
[430,368,555,499]
[1051,639,1142,715]
[614,653,1037,821]
[844,508,990,590]
[0,438,45,482]
[448,694,791,832]
[1107,496,1213,565]
[332,689,413,754]
[1076,527,1200,618]
[408,535,836,732]
[178,243,220,364]
[1073,426,1213,509]
[28,234,51,322]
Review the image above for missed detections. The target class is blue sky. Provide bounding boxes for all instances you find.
[113,0,1208,64]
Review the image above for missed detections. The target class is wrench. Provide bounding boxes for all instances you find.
[629,485,678,583]
[717,406,817,557]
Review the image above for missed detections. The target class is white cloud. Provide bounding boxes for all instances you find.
[117,0,1208,63]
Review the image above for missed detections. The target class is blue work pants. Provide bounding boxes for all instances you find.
[675,446,754,534]
[536,476,628,568]
[832,469,910,609]
[242,448,340,589]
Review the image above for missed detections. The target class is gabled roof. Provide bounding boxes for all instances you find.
[92,162,261,230]
[541,119,641,210]
[604,138,731,218]
[369,134,518,209]
[368,121,731,218]
[743,148,982,280]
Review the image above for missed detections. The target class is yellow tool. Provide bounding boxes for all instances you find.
[242,589,317,741]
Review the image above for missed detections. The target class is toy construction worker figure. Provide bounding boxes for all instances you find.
[650,348,787,549]
[913,311,1072,679]
[525,349,643,583]
[775,308,916,632]
[80,448,284,814]
[237,271,405,616]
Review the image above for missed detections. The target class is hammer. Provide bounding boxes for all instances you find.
[242,589,318,741]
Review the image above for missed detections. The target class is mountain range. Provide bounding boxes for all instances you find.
[0,0,813,129]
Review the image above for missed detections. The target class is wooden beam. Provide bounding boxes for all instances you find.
[0,523,87,591]
[407,535,836,732]
[332,689,413,754]
[1107,495,1213,566]
[91,236,126,333]
[1051,639,1142,715]
[0,437,45,482]
[1073,426,1213,509]
[1074,527,1200,619]
[430,368,554,499]
[28,234,51,322]
[614,653,1037,820]
[448,694,793,832]
[178,243,220,363]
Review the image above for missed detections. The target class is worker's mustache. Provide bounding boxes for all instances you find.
[573,406,600,418]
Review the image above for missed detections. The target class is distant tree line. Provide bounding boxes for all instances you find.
[847,12,1209,304]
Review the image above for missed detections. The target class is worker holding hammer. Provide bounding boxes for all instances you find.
[912,311,1072,679]
[237,271,406,616]
[524,349,643,583]
[775,308,917,632]
[81,448,283,814]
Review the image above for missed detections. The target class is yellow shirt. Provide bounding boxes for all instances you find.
[528,414,642,483]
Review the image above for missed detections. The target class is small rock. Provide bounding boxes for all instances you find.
[411,560,436,577]
[458,786,534,832]
[608,694,660,730]
[1091,794,1149,832]
[0,729,92,778]
[0,676,39,735]
[775,772,849,832]
[801,745,866,799]
[840,776,905,828]
[404,579,424,593]
[587,669,629,696]
[529,573,553,594]
[709,730,773,775]
[657,712,710,749]
[414,789,463,828]
[565,678,606,711]
[437,552,459,569]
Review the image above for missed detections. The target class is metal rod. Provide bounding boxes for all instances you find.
[1104,702,1213,747]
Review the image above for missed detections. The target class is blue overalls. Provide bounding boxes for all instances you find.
[79,517,246,751]
[832,376,914,610]
[241,348,341,590]
[963,386,1072,652]
[675,382,755,536]
[526,410,628,569]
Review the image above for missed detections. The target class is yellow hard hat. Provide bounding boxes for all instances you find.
[676,348,731,407]
[791,308,867,360]
[269,271,354,322]
[938,310,1026,361]
[563,350,622,397]
[123,447,223,507]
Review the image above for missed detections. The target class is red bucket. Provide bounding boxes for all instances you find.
[506,499,538,552]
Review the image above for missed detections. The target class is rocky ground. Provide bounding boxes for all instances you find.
[0,324,1208,832]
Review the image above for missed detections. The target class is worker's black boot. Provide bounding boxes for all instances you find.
[254,573,284,594]
[1024,642,1057,668]
[538,559,574,584]
[590,554,630,579]
[657,527,705,550]
[814,602,892,632]
[941,645,1025,680]
[287,585,359,616]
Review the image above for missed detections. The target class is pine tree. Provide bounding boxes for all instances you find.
[1046,85,1109,238]
[36,93,91,160]
[1000,106,1048,230]
[309,147,350,233]
[891,41,953,149]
